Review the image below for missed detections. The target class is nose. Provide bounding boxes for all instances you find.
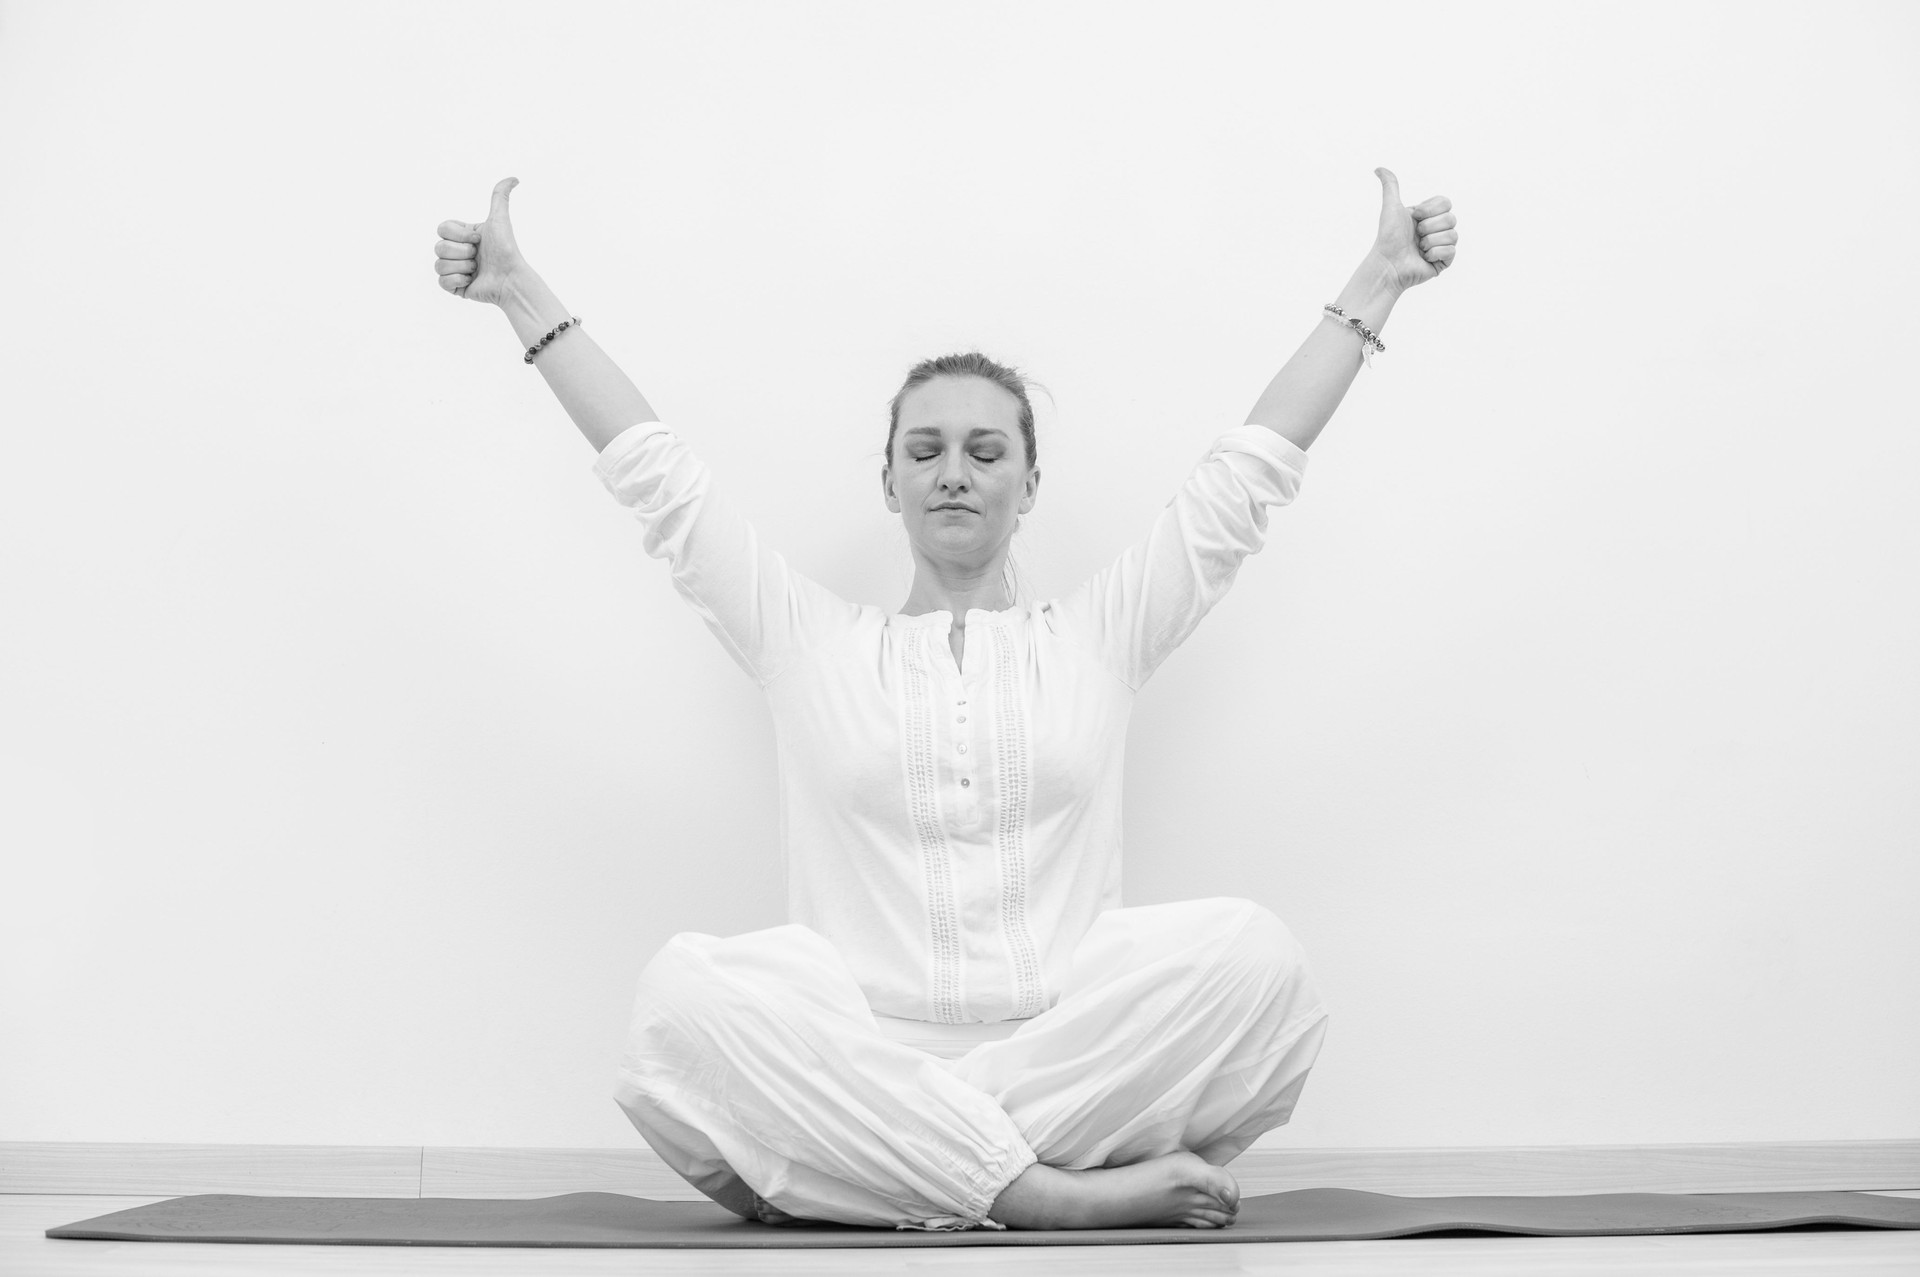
[936,450,971,492]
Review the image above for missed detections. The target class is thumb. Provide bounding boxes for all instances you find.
[488,176,519,227]
[1374,166,1402,211]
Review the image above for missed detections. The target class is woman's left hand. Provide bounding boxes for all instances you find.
[1371,167,1457,290]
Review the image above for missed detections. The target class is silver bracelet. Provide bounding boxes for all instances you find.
[1322,304,1383,367]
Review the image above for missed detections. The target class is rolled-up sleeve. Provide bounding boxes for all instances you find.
[593,422,861,686]
[1052,424,1309,690]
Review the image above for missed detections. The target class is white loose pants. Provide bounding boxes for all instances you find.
[611,897,1329,1230]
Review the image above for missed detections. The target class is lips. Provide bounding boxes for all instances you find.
[931,504,977,513]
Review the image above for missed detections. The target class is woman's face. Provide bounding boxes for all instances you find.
[883,375,1040,575]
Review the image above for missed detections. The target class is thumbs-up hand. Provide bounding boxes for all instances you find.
[1370,167,1457,290]
[434,177,529,306]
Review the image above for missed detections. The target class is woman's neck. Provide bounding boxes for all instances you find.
[899,564,1012,618]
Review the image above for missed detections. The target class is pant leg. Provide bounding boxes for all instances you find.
[612,924,1037,1229]
[949,897,1329,1170]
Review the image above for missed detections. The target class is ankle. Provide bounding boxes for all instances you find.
[988,1163,1078,1230]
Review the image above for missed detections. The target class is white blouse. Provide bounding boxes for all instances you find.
[593,421,1309,1025]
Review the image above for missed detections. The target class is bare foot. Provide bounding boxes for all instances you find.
[987,1150,1240,1230]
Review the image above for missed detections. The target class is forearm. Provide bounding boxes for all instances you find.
[1244,254,1404,452]
[499,270,659,453]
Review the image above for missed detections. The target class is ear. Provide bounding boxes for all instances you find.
[1018,466,1041,515]
[881,464,901,513]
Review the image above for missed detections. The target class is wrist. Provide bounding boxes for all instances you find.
[1331,255,1404,334]
[498,270,570,348]
[1354,252,1407,300]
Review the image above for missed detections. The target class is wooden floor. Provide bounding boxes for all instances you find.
[9,1192,1920,1276]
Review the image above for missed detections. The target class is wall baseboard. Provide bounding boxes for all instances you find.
[5,1139,1917,1199]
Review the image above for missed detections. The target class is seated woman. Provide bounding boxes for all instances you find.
[432,169,1457,1231]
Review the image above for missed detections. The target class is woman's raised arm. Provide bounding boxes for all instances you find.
[434,177,863,686]
[1244,168,1457,452]
[435,177,657,453]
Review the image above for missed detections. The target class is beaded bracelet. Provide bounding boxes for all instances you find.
[1322,304,1384,368]
[524,316,584,364]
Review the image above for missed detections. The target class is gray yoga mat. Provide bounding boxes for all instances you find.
[46,1188,1920,1248]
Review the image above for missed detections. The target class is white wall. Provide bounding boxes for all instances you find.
[2,0,1915,1151]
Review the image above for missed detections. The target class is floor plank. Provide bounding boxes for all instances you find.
[0,1145,421,1196]
[8,1193,1920,1276]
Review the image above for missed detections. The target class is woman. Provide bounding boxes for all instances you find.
[433,169,1458,1231]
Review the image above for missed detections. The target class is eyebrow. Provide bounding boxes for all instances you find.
[902,427,1010,441]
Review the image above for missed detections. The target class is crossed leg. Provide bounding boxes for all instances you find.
[612,897,1328,1230]
[959,897,1330,1228]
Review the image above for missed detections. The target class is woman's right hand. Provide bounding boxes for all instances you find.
[434,177,528,306]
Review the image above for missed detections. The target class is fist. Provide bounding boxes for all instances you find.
[434,177,528,305]
[1371,167,1457,290]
